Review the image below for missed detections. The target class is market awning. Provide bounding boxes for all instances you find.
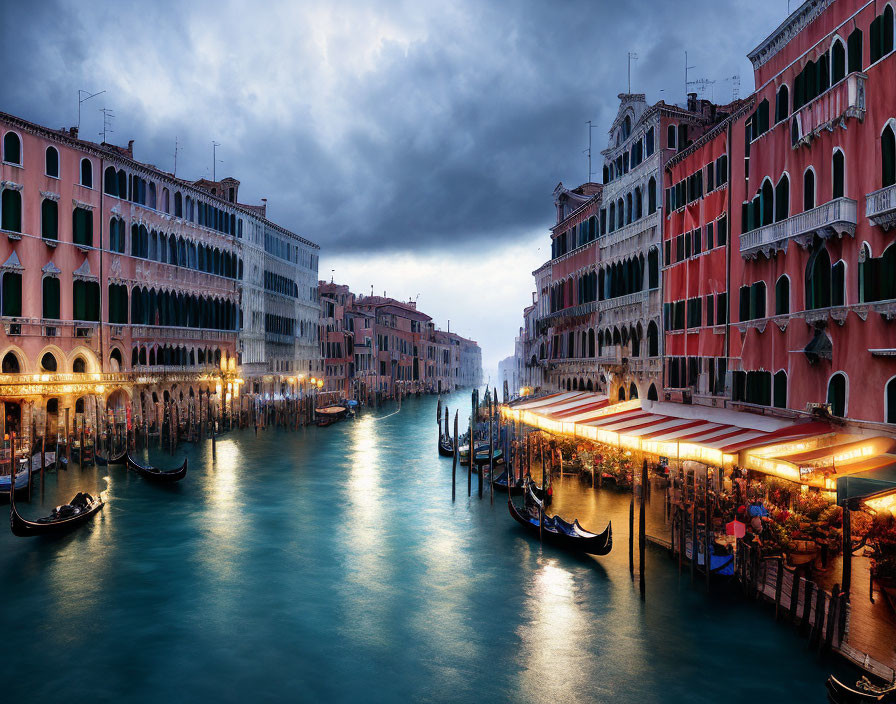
[504,394,852,485]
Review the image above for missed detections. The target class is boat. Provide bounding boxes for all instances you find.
[316,416,338,428]
[493,470,524,495]
[507,485,611,555]
[125,453,187,482]
[10,488,103,537]
[459,445,504,467]
[438,434,455,457]
[0,462,30,496]
[95,451,126,466]
[826,675,896,703]
[315,405,348,421]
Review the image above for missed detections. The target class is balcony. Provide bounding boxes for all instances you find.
[739,197,857,259]
[866,183,896,230]
[131,325,236,343]
[598,290,648,312]
[539,301,597,325]
[790,73,866,149]
[600,209,661,251]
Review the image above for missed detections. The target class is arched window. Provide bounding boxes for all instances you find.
[608,202,616,232]
[42,276,60,319]
[80,158,93,188]
[2,189,22,232]
[761,179,774,225]
[773,371,787,409]
[40,352,57,372]
[174,192,183,217]
[887,377,896,423]
[629,382,638,400]
[848,28,863,73]
[648,248,659,289]
[775,275,790,315]
[2,271,22,316]
[775,84,789,123]
[602,165,609,184]
[2,351,20,373]
[831,38,846,84]
[634,188,642,220]
[45,147,59,178]
[774,173,789,222]
[832,259,846,306]
[803,168,816,210]
[110,348,123,372]
[827,372,847,417]
[626,192,633,224]
[667,125,676,149]
[104,166,118,196]
[647,177,657,214]
[832,149,845,198]
[588,328,595,357]
[72,357,86,374]
[3,132,21,165]
[883,123,896,188]
[647,321,659,357]
[622,115,632,140]
[805,241,832,310]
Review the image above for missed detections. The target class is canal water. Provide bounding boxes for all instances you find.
[0,391,848,702]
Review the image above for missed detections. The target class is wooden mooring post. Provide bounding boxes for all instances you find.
[639,459,646,598]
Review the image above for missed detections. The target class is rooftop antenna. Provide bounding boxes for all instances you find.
[99,107,115,143]
[173,136,180,177]
[689,77,716,101]
[684,51,696,104]
[78,89,105,131]
[628,51,638,93]
[212,141,221,182]
[585,120,593,182]
[331,269,335,284]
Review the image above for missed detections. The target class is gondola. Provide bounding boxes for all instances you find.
[493,470,524,495]
[0,463,30,496]
[94,451,126,466]
[10,477,103,537]
[438,435,454,457]
[315,405,348,421]
[826,675,896,703]
[507,487,611,556]
[459,445,504,467]
[125,453,187,482]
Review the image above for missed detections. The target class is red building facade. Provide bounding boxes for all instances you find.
[729,0,896,425]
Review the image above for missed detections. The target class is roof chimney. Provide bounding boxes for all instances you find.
[127,139,134,156]
[687,92,698,112]
[69,126,79,139]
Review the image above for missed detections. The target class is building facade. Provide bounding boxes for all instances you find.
[728,0,896,426]
[0,110,320,449]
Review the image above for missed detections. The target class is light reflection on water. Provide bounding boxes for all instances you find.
[0,393,848,703]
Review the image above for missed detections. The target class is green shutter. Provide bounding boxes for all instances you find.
[43,277,60,319]
[2,272,21,317]
[42,199,58,239]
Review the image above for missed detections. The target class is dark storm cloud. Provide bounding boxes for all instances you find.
[1,0,784,254]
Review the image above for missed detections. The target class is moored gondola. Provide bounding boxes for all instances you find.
[459,445,504,467]
[826,675,896,703]
[125,453,187,482]
[493,470,524,495]
[315,405,348,421]
[0,462,30,498]
[438,434,454,457]
[10,483,103,537]
[507,487,611,555]
[95,451,126,466]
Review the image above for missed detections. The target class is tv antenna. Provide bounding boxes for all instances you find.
[689,78,715,101]
[684,51,696,103]
[78,89,105,131]
[99,108,115,142]
[628,51,638,93]
[584,120,594,182]
[173,136,180,177]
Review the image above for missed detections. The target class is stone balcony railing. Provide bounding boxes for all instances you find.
[598,289,648,312]
[540,301,598,324]
[866,183,896,230]
[130,325,236,342]
[790,72,866,149]
[600,209,661,250]
[627,357,663,374]
[739,197,857,258]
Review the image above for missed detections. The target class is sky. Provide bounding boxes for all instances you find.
[1,0,788,378]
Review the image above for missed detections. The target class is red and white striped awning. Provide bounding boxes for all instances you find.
[506,393,837,471]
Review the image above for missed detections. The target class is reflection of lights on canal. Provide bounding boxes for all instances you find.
[200,439,246,582]
[518,560,584,699]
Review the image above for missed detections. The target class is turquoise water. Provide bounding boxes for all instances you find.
[0,391,846,702]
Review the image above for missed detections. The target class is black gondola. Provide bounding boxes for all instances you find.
[826,675,896,703]
[94,451,126,466]
[10,486,103,537]
[438,435,454,457]
[493,470,524,495]
[507,487,611,555]
[125,453,187,482]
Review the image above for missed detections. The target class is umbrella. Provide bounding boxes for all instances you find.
[726,520,746,538]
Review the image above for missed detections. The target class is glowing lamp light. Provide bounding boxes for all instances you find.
[40,374,50,383]
[96,385,105,394]
[92,373,102,381]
